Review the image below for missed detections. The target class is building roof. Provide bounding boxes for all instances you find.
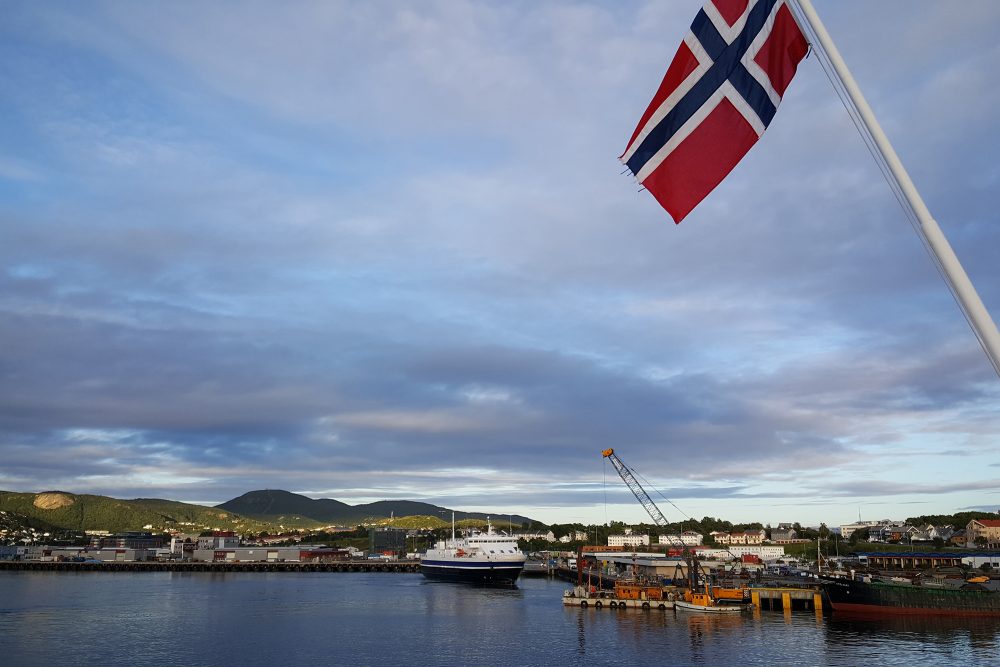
[971,519,1000,527]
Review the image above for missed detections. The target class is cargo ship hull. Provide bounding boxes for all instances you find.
[823,578,1000,617]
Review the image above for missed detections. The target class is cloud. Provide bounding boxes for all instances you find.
[828,480,1000,498]
[1,1,998,527]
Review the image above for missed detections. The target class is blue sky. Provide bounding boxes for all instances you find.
[2,1,999,529]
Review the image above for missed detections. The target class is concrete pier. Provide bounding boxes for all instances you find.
[750,586,825,613]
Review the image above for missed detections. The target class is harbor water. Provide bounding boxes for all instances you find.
[2,572,999,666]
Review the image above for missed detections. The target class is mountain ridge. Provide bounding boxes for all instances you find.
[215,489,536,526]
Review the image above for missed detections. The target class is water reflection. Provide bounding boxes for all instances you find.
[681,612,746,634]
[825,613,1000,665]
[4,573,998,666]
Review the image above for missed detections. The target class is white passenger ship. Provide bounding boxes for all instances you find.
[419,519,526,586]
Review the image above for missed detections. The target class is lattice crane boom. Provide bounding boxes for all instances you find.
[602,448,669,528]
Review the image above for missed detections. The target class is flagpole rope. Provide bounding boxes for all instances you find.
[792,3,920,235]
[789,0,1000,380]
[787,3,921,243]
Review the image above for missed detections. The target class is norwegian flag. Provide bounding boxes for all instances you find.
[621,0,808,223]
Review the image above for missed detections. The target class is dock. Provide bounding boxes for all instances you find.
[562,586,825,614]
[0,559,421,573]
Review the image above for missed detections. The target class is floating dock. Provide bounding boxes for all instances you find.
[563,592,676,610]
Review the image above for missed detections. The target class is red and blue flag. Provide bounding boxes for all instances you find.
[621,0,808,223]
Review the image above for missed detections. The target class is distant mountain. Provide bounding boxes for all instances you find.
[216,490,351,524]
[215,490,536,526]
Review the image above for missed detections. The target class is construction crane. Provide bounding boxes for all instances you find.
[602,448,669,527]
[603,449,753,599]
[602,447,693,562]
[603,448,717,593]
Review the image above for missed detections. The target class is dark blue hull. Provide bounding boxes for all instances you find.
[419,560,524,587]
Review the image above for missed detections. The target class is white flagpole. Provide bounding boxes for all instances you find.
[792,0,1000,379]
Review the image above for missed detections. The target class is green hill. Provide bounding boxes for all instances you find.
[0,491,287,534]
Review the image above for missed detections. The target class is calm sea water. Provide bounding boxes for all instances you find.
[2,572,999,666]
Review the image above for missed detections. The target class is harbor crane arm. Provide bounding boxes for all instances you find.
[602,448,669,527]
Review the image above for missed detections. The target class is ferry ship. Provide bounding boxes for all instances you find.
[419,520,526,586]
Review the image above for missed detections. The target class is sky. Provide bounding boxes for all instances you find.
[2,1,999,530]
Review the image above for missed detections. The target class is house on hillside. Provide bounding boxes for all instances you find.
[911,524,954,544]
[770,526,798,542]
[967,519,1000,548]
[710,531,731,545]
[869,524,918,543]
[711,529,765,546]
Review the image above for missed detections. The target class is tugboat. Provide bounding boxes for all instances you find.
[419,516,526,586]
[673,554,749,614]
[674,590,746,613]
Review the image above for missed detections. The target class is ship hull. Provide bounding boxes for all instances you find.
[419,559,524,586]
[822,578,1000,617]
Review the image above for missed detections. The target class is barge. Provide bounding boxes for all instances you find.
[822,576,1000,616]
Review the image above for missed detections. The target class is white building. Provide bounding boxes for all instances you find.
[514,530,555,541]
[608,534,650,548]
[659,531,703,546]
[558,531,589,544]
[724,545,786,560]
[839,520,887,539]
